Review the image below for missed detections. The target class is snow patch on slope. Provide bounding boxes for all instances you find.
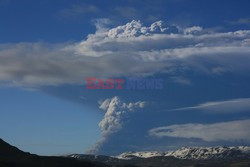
[116,151,164,160]
[115,146,250,160]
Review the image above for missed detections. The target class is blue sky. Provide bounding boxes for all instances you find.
[0,0,250,155]
[1,0,250,42]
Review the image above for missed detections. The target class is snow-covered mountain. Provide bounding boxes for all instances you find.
[115,146,250,160]
[67,146,250,167]
[115,151,165,160]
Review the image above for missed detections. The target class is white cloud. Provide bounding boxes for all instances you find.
[149,119,250,142]
[172,98,250,113]
[92,18,112,32]
[183,26,203,35]
[87,96,145,154]
[1,20,250,87]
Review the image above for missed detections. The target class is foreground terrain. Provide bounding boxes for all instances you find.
[1,138,250,167]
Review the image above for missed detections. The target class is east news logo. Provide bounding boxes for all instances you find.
[86,77,164,90]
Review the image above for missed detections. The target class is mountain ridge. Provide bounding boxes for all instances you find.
[68,146,250,167]
[0,138,109,167]
[0,138,31,158]
[1,138,250,167]
[115,146,250,160]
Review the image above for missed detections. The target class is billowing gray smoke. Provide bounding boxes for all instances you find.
[87,96,145,154]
